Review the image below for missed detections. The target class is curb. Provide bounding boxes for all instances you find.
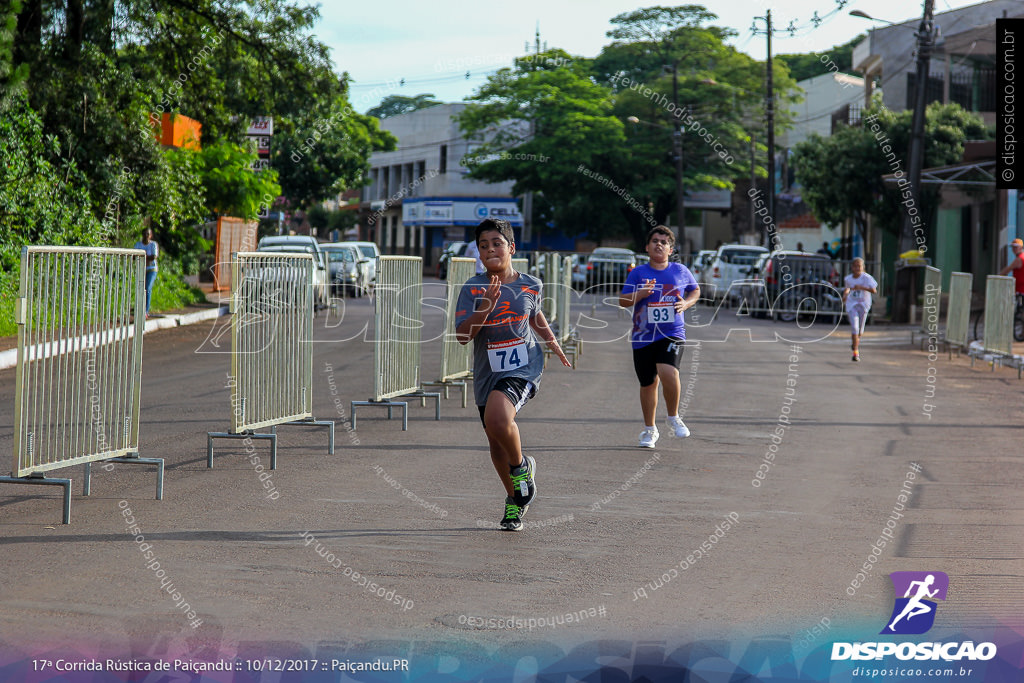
[0,305,229,371]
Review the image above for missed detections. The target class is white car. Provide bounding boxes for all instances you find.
[690,250,716,289]
[342,241,381,285]
[706,244,768,303]
[321,243,370,297]
[256,235,330,310]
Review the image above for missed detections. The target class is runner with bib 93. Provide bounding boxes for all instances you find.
[619,226,701,449]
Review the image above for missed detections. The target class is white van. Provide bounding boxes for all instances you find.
[706,244,768,303]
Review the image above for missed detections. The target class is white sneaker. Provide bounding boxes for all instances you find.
[667,416,690,438]
[638,426,659,448]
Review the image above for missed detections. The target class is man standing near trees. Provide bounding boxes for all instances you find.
[134,228,159,318]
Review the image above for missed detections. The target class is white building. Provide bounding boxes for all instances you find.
[360,103,524,270]
[780,71,864,149]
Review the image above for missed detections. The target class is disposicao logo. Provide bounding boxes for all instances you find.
[831,571,997,663]
[881,570,948,635]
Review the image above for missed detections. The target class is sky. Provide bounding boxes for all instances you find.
[317,0,988,114]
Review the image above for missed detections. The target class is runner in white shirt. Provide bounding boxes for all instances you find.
[842,257,878,362]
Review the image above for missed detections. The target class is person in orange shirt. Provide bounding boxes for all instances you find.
[998,238,1024,295]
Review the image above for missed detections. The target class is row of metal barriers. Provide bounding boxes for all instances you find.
[2,247,582,524]
[910,266,1022,377]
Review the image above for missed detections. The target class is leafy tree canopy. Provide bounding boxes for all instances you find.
[459,5,798,248]
[792,101,988,246]
[367,93,444,119]
[776,34,864,83]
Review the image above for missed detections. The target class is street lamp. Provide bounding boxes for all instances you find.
[848,10,896,24]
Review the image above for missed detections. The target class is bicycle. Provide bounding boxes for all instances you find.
[1015,294,1024,342]
[972,293,1024,341]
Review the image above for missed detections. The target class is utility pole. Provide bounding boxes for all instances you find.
[893,0,935,322]
[672,61,686,253]
[752,11,776,243]
[521,24,545,246]
[765,9,775,235]
[904,0,935,254]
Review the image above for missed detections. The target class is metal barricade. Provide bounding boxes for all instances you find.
[541,252,559,323]
[912,266,942,347]
[550,254,581,367]
[511,257,529,273]
[207,252,334,468]
[944,272,972,358]
[1,247,163,524]
[351,256,440,430]
[423,257,475,407]
[970,275,1017,373]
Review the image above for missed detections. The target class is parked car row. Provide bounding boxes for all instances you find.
[727,249,842,322]
[254,236,379,309]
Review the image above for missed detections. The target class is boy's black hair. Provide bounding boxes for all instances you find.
[646,225,675,246]
[475,218,515,245]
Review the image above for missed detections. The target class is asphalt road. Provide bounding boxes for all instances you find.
[0,285,1021,668]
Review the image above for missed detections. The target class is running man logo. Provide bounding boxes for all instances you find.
[881,571,949,635]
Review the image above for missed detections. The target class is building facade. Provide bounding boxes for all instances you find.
[359,103,525,270]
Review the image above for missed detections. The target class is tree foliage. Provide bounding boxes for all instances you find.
[1,0,390,273]
[776,35,863,82]
[792,101,988,244]
[459,5,798,248]
[196,142,281,220]
[0,93,101,272]
[366,93,443,119]
[273,93,396,210]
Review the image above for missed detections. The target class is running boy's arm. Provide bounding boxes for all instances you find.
[619,278,656,308]
[455,276,501,344]
[674,285,701,314]
[529,311,571,367]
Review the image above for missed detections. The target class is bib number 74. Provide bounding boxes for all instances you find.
[487,339,529,372]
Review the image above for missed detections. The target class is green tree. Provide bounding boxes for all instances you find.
[0,0,28,108]
[792,101,988,247]
[196,141,282,220]
[5,0,365,260]
[273,93,396,209]
[458,49,630,242]
[366,93,443,119]
[0,93,101,272]
[776,35,864,82]
[459,5,797,248]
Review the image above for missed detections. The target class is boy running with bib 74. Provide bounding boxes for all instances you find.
[456,219,571,531]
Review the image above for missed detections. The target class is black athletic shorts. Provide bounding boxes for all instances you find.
[632,337,685,387]
[478,377,537,428]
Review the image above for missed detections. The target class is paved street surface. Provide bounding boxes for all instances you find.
[0,284,1022,669]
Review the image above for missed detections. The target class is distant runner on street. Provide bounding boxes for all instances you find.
[619,226,700,448]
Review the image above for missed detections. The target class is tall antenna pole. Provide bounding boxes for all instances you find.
[766,9,775,240]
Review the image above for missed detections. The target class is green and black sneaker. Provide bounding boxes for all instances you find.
[499,496,526,532]
[510,455,537,508]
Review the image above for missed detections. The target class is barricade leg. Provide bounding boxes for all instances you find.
[422,380,469,409]
[350,400,410,431]
[83,454,165,500]
[404,392,442,421]
[271,419,336,455]
[207,431,278,469]
[0,475,73,524]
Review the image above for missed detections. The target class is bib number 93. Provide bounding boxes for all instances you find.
[647,303,675,324]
